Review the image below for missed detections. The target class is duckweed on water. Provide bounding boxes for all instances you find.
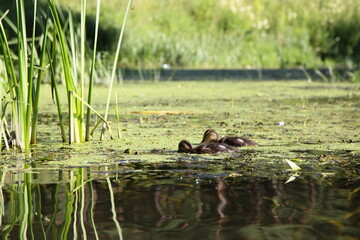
[0,80,359,240]
[1,80,358,179]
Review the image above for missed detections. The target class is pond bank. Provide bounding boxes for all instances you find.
[118,68,360,81]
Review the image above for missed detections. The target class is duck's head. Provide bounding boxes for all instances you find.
[201,129,219,143]
[178,140,193,153]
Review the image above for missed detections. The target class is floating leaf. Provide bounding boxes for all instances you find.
[285,172,300,184]
[285,159,301,171]
[131,110,197,114]
[227,173,242,178]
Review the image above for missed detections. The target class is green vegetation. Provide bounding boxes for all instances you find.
[4,81,356,167]
[0,0,46,152]
[56,0,360,68]
[0,0,132,151]
[0,0,359,153]
[1,1,358,237]
[0,81,358,238]
[1,0,360,69]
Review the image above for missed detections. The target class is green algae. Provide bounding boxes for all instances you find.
[1,80,359,240]
[1,80,359,181]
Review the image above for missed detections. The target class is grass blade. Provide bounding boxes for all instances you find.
[85,0,101,141]
[47,29,67,143]
[114,94,121,138]
[70,91,110,127]
[31,19,50,144]
[100,0,132,140]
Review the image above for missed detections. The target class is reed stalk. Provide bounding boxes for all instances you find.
[25,0,39,149]
[16,0,29,151]
[115,94,121,138]
[100,0,132,140]
[85,0,101,141]
[0,0,42,151]
[48,25,67,142]
[79,0,87,142]
[0,0,53,151]
[49,0,79,144]
[31,18,50,144]
[49,0,111,144]
[1,0,129,151]
[0,172,5,227]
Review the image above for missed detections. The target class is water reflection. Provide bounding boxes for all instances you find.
[0,166,360,240]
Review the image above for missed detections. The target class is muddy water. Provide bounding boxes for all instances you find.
[1,81,360,239]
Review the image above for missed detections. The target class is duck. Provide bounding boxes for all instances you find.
[201,129,258,147]
[178,140,239,154]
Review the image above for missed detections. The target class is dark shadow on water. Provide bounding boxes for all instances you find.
[1,162,360,240]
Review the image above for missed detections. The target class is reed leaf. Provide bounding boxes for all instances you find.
[70,91,110,127]
[100,0,132,140]
[25,0,38,149]
[49,0,80,143]
[114,94,121,138]
[85,0,101,141]
[47,24,67,143]
[30,27,50,144]
[0,0,50,151]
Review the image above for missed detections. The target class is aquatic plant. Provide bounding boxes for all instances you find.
[0,0,131,151]
[100,0,132,140]
[85,0,101,141]
[49,0,131,143]
[48,0,91,143]
[0,0,48,152]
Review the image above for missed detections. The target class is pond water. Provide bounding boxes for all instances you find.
[1,81,360,239]
[1,161,360,240]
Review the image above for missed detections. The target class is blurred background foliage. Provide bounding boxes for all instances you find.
[1,0,360,69]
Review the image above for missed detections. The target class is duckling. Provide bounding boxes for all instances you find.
[201,129,258,147]
[178,140,239,154]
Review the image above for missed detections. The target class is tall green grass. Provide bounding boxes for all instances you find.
[0,0,46,152]
[57,0,360,69]
[0,0,131,151]
[49,0,130,143]
[48,0,84,143]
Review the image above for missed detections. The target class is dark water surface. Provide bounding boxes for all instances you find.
[1,160,359,240]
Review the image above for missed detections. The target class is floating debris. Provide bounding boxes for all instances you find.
[285,159,301,171]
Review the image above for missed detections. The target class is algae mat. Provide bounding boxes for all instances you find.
[1,80,360,178]
[1,80,360,240]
